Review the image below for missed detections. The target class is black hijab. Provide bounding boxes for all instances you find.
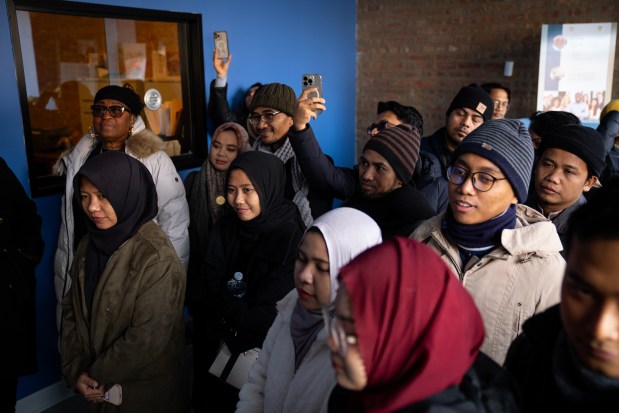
[228,151,305,236]
[73,151,158,311]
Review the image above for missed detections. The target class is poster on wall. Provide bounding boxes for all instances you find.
[537,22,617,122]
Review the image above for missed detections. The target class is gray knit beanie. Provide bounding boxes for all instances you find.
[249,82,296,116]
[453,119,534,202]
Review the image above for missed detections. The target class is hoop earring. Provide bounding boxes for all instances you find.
[88,126,98,139]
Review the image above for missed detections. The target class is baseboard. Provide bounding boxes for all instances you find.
[16,381,74,413]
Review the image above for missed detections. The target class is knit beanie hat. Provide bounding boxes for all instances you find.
[453,119,534,202]
[446,84,494,122]
[363,124,420,183]
[529,110,581,138]
[94,85,143,115]
[249,82,296,116]
[539,125,606,177]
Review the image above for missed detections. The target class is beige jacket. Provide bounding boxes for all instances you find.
[410,205,565,365]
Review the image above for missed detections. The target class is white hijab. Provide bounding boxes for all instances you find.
[312,207,383,302]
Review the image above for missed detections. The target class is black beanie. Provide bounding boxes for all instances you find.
[363,124,420,183]
[249,83,296,116]
[94,85,143,115]
[539,125,606,177]
[446,84,494,122]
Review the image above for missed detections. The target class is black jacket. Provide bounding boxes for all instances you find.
[420,127,453,179]
[505,305,619,413]
[1,157,44,378]
[328,353,520,413]
[289,125,436,236]
[207,79,250,131]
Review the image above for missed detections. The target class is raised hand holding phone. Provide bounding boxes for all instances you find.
[293,87,326,131]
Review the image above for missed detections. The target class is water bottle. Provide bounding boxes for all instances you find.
[227,271,247,298]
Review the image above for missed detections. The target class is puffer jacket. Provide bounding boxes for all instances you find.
[410,204,565,365]
[237,290,336,413]
[54,116,189,330]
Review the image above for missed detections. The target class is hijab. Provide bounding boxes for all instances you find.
[73,151,158,312]
[189,122,249,255]
[291,208,382,369]
[228,151,305,235]
[339,237,485,413]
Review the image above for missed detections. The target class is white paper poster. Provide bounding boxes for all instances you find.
[537,22,617,121]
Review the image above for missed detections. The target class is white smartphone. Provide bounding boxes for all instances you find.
[214,31,229,60]
[103,384,122,406]
[302,74,323,114]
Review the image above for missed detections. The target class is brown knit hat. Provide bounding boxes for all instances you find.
[249,82,296,116]
[363,124,421,183]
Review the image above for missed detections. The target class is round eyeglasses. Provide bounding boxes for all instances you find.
[322,307,357,358]
[91,105,130,118]
[493,100,510,111]
[447,165,508,192]
[248,111,282,126]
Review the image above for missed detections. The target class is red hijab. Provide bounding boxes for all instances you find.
[338,237,485,412]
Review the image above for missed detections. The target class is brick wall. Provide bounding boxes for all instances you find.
[356,0,619,156]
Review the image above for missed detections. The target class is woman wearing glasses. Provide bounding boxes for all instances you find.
[54,84,189,334]
[236,207,382,413]
[410,119,565,366]
[327,237,520,412]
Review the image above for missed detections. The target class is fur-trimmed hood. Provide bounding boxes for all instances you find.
[125,128,166,159]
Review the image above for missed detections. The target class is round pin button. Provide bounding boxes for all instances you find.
[144,88,162,110]
[216,195,226,205]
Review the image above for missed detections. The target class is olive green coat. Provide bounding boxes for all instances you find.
[61,221,188,412]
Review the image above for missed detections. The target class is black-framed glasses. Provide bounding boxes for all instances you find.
[91,105,130,118]
[248,111,282,126]
[447,165,508,192]
[493,100,510,110]
[366,119,394,135]
[322,307,357,358]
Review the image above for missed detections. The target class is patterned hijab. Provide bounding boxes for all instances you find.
[339,237,485,412]
[73,151,158,311]
[291,208,382,368]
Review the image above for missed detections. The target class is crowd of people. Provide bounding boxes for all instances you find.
[5,46,619,413]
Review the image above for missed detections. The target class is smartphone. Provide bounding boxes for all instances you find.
[103,384,122,406]
[214,31,229,60]
[302,74,323,114]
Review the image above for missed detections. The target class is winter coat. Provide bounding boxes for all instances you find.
[54,117,189,330]
[410,204,566,365]
[1,157,44,378]
[61,221,187,413]
[236,290,336,413]
[420,127,452,179]
[207,79,250,132]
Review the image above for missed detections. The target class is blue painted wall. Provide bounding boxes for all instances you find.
[0,0,356,400]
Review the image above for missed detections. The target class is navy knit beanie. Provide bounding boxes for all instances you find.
[363,124,420,183]
[446,84,494,122]
[539,125,606,177]
[249,83,296,116]
[453,119,534,202]
[94,85,143,115]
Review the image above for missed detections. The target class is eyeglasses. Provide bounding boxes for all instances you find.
[447,165,508,192]
[91,105,130,118]
[322,307,357,358]
[366,119,395,135]
[493,100,510,110]
[248,111,282,126]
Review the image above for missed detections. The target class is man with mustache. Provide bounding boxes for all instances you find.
[421,84,494,178]
[505,178,619,412]
[526,124,606,255]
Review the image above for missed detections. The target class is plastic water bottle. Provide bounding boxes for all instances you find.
[227,272,247,298]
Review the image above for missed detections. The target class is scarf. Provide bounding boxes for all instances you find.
[444,204,517,250]
[73,151,158,313]
[553,330,619,404]
[290,207,382,369]
[339,237,485,413]
[254,137,313,228]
